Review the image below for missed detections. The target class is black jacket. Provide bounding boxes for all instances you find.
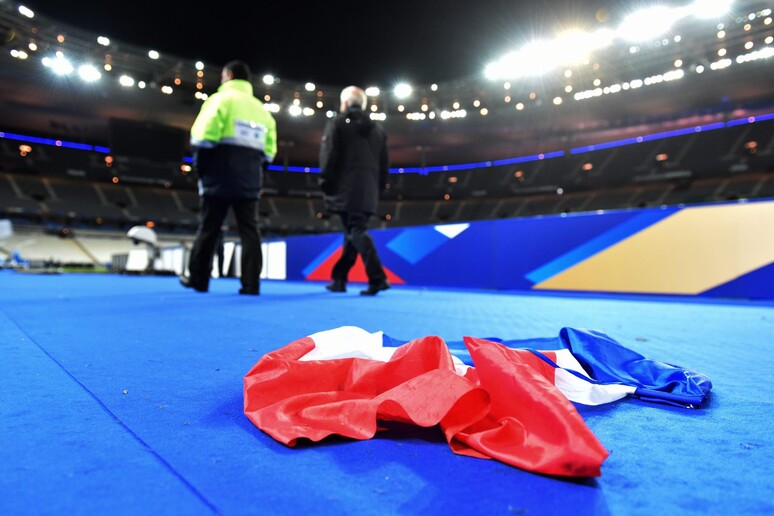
[194,145,265,199]
[319,106,389,214]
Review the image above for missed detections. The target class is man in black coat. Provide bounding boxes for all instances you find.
[319,85,390,296]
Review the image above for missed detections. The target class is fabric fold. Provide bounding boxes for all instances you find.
[244,327,624,477]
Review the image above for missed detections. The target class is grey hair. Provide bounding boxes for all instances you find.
[340,86,367,109]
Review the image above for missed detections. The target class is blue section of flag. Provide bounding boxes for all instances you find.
[442,327,711,408]
[524,209,677,284]
[386,227,450,265]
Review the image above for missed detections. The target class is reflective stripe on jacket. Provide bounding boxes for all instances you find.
[190,79,277,199]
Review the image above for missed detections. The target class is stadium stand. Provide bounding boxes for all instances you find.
[1,0,773,264]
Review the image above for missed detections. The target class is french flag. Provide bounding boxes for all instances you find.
[244,326,711,477]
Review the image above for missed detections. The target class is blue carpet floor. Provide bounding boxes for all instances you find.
[1,270,773,515]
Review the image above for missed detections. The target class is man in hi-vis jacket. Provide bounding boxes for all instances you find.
[181,60,277,295]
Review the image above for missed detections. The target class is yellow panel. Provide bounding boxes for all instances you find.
[534,202,774,294]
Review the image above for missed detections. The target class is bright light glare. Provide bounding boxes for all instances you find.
[43,55,74,75]
[690,0,733,19]
[148,50,160,59]
[365,86,380,96]
[263,74,275,85]
[18,6,34,18]
[555,29,613,62]
[78,64,101,82]
[617,6,685,41]
[485,44,554,80]
[394,83,412,98]
[119,75,135,87]
[304,82,315,91]
[486,27,614,80]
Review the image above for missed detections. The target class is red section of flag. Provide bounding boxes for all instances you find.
[305,246,405,284]
[243,335,608,477]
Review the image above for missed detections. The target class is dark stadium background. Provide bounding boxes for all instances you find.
[1,0,772,241]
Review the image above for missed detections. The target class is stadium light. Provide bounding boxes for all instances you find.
[119,75,134,87]
[43,54,74,76]
[554,29,613,62]
[617,6,685,41]
[394,83,412,98]
[690,0,733,19]
[485,44,553,80]
[78,64,101,82]
[18,5,34,18]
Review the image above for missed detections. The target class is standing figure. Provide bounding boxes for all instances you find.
[319,86,390,296]
[180,60,277,295]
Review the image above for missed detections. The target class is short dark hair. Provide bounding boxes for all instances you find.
[224,60,251,81]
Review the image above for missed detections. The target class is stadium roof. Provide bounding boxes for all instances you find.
[2,0,773,166]
[19,0,633,85]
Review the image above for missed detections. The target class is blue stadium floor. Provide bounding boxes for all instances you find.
[1,270,773,515]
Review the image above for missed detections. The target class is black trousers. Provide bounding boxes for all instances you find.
[188,196,262,291]
[331,211,386,286]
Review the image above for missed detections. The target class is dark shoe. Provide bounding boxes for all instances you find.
[325,280,346,293]
[239,287,260,296]
[180,276,208,293]
[360,280,391,296]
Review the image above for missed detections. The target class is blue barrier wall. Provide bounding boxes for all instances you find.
[284,199,774,300]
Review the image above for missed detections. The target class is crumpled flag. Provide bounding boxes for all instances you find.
[245,326,613,477]
[244,326,712,476]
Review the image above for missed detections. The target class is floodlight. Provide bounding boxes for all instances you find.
[394,83,412,98]
[78,64,101,82]
[44,55,73,75]
[119,75,135,87]
[690,0,733,19]
[617,6,685,41]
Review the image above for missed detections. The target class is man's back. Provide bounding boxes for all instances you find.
[320,106,388,214]
[191,79,277,199]
[318,85,391,296]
